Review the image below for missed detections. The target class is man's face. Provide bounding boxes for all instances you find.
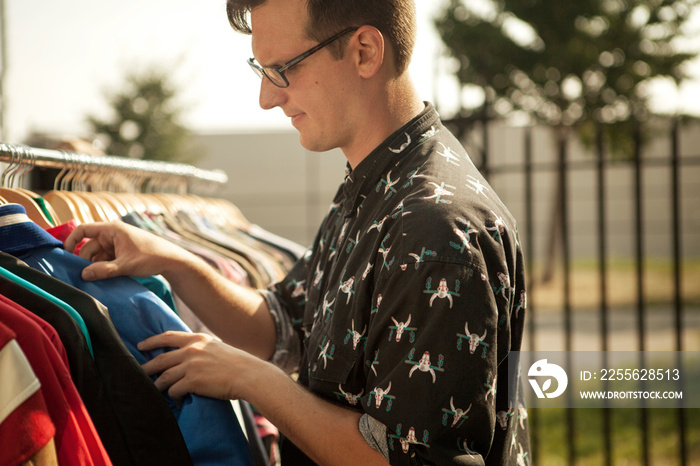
[250,0,357,153]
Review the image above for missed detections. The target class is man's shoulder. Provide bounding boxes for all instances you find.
[396,158,510,235]
[377,136,520,269]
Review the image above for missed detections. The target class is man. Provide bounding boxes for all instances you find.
[66,0,531,464]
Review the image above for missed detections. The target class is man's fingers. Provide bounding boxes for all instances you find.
[138,333,197,395]
[167,379,191,400]
[144,357,189,397]
[81,261,120,281]
[153,365,191,399]
[141,349,177,377]
[76,238,107,262]
[139,336,189,378]
[63,226,86,253]
[138,331,195,352]
[65,222,108,252]
[153,365,185,392]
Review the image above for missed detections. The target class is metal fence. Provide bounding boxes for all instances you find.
[446,116,700,465]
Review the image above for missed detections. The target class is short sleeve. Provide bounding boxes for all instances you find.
[259,289,302,374]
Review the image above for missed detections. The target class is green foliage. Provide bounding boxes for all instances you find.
[435,0,700,157]
[87,67,200,164]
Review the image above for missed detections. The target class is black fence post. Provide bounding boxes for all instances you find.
[632,123,651,466]
[596,123,613,466]
[670,119,687,466]
[461,116,696,465]
[557,128,575,466]
[523,126,538,462]
[481,112,490,179]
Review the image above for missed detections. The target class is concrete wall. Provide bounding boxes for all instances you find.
[193,130,346,248]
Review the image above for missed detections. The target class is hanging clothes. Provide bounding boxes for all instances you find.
[30,203,290,466]
[119,205,295,466]
[126,203,302,466]
[0,264,94,357]
[0,203,254,466]
[0,252,193,466]
[172,210,287,284]
[0,320,57,465]
[0,142,298,466]
[246,223,307,262]
[0,294,112,466]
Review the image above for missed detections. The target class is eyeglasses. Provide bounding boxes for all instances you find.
[248,27,358,88]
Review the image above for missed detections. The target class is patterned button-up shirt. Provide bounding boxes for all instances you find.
[263,103,531,465]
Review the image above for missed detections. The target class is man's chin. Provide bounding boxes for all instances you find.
[298,132,333,154]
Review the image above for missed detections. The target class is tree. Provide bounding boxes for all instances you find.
[87,67,201,164]
[434,0,699,157]
[435,0,699,284]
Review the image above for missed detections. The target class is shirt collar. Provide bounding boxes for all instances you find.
[341,102,440,216]
[0,203,63,255]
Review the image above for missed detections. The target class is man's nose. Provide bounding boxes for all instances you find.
[259,77,286,110]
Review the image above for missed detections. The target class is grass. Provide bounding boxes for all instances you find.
[531,407,700,465]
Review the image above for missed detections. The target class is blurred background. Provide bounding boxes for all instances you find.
[1,0,699,464]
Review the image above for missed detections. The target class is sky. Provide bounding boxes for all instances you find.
[2,0,454,143]
[3,0,700,144]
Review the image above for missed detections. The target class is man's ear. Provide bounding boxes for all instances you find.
[352,25,385,79]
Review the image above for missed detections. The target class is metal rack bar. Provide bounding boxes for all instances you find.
[0,141,228,186]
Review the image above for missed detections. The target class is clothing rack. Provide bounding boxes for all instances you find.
[0,141,228,189]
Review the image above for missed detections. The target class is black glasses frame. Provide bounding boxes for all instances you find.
[248,27,358,88]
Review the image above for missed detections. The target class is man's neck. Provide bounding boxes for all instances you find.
[341,75,425,169]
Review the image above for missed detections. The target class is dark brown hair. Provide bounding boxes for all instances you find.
[226,0,417,74]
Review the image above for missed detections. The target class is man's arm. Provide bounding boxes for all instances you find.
[64,221,277,360]
[67,222,386,464]
[243,357,389,466]
[139,331,389,466]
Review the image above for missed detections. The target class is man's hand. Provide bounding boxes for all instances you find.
[64,221,193,281]
[138,331,389,466]
[66,220,278,360]
[139,331,257,400]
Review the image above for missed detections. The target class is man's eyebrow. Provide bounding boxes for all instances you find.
[252,53,285,68]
